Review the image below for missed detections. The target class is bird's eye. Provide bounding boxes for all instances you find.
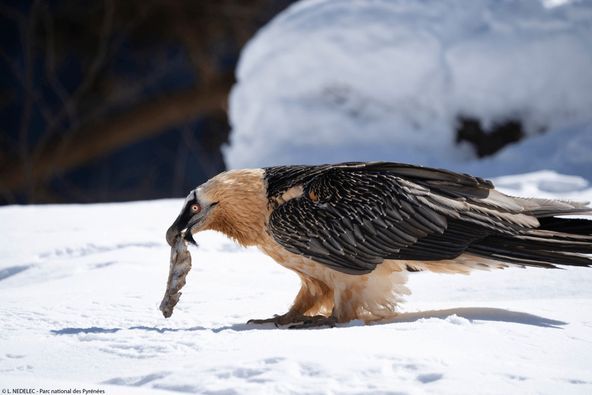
[191,204,201,213]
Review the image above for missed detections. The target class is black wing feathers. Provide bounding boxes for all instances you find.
[267,165,456,274]
[265,162,592,275]
[265,161,492,200]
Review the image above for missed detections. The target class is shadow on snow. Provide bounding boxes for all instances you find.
[50,306,566,335]
[380,307,566,328]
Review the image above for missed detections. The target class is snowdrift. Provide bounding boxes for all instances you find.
[227,0,592,179]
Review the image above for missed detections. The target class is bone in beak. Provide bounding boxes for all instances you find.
[160,231,192,318]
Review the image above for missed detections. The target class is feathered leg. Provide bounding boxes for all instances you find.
[248,275,333,326]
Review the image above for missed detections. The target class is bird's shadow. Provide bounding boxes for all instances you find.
[377,307,566,329]
[50,307,566,335]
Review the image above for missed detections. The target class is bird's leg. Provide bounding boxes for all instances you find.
[247,276,333,326]
[286,282,359,328]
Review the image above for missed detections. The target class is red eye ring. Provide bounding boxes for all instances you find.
[191,204,201,213]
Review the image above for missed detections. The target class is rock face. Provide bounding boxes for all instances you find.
[160,234,192,318]
[455,116,527,159]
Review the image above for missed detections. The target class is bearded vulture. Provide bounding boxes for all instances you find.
[166,162,592,328]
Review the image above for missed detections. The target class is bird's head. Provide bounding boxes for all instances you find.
[166,169,268,247]
[165,186,218,247]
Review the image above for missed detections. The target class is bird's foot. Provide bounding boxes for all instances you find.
[288,315,337,330]
[247,312,304,327]
[247,313,337,329]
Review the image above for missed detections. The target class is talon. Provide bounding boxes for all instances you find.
[247,312,306,326]
[247,316,278,325]
[288,315,336,329]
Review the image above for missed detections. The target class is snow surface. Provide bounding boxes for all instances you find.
[3,0,592,392]
[1,172,592,394]
[226,0,592,179]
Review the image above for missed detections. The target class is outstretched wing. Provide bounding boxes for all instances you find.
[265,162,546,275]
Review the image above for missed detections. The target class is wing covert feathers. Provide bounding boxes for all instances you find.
[264,162,592,274]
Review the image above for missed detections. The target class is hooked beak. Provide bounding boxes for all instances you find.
[165,202,217,247]
[166,216,188,247]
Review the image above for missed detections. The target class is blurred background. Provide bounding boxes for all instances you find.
[0,0,293,204]
[2,0,591,206]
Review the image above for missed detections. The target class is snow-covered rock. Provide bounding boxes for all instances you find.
[227,0,592,179]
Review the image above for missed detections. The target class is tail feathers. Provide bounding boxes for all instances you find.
[467,216,592,269]
[514,197,591,218]
[467,239,592,269]
[538,217,592,235]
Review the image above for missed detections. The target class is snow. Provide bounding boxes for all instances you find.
[226,0,592,179]
[3,0,592,392]
[1,172,592,394]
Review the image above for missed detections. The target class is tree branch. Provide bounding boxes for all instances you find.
[0,76,233,193]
